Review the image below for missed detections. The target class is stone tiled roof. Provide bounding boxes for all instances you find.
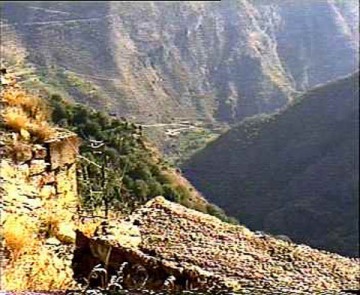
[124,197,359,293]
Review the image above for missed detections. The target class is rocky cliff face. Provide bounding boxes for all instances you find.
[1,0,358,124]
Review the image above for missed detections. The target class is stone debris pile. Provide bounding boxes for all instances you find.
[74,196,360,293]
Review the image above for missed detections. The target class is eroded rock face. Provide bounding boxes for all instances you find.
[0,131,79,227]
[73,197,360,293]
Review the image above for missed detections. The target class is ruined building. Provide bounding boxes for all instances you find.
[0,129,80,290]
[73,196,360,294]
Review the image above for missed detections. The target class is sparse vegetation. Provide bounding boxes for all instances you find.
[2,215,38,260]
[1,194,77,290]
[1,89,56,142]
[167,128,222,166]
[1,107,30,133]
[3,246,75,290]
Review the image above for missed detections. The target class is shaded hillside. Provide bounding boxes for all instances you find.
[0,80,236,223]
[1,0,358,124]
[183,73,359,257]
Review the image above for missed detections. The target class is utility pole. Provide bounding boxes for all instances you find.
[102,150,109,218]
[88,139,109,217]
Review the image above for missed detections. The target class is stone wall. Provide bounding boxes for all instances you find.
[0,78,81,289]
[0,132,80,275]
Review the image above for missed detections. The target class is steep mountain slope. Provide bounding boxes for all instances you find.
[1,0,358,125]
[183,73,359,257]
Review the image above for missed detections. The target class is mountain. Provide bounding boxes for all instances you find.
[1,0,358,126]
[183,73,359,257]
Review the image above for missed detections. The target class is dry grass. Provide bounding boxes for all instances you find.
[77,218,102,238]
[1,88,56,141]
[1,107,31,132]
[2,202,77,290]
[2,215,38,260]
[3,246,76,291]
[2,89,52,121]
[39,200,66,233]
[28,120,56,141]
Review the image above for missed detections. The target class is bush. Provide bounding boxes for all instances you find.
[1,89,56,142]
[28,120,55,141]
[1,107,30,132]
[148,180,164,197]
[133,179,149,200]
[206,204,227,219]
[163,184,182,202]
[3,215,38,260]
[51,101,68,123]
[2,89,51,122]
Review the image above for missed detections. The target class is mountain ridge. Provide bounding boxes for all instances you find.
[183,72,359,257]
[1,0,358,125]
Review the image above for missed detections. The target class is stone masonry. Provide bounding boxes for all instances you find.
[0,130,80,279]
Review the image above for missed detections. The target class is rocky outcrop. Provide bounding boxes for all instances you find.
[73,197,360,293]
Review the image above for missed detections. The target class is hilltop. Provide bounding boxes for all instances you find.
[183,72,359,257]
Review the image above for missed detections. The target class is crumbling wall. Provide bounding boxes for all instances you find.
[73,230,235,292]
[0,132,80,290]
[72,197,360,293]
[0,133,79,214]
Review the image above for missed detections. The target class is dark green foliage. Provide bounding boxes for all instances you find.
[49,97,169,213]
[205,204,239,225]
[48,95,236,223]
[184,73,359,256]
[162,184,182,203]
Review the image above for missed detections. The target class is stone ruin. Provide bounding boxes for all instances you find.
[0,129,79,212]
[73,230,236,292]
[72,197,360,294]
[0,130,80,277]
